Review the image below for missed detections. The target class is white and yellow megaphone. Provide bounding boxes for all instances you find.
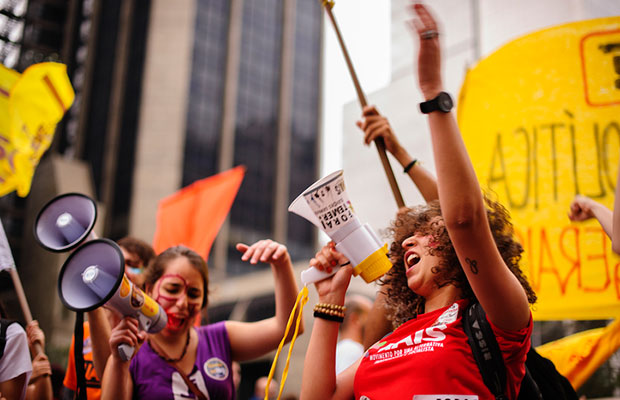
[289,170,392,285]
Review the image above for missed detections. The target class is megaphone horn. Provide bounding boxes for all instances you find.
[34,193,98,252]
[58,239,167,361]
[289,170,392,285]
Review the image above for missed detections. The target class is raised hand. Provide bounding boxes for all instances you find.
[236,239,291,269]
[357,105,405,157]
[309,242,352,300]
[408,2,443,99]
[26,320,45,356]
[30,353,52,381]
[568,195,597,222]
[109,317,146,362]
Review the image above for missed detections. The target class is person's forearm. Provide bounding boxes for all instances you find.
[588,200,614,240]
[427,111,483,223]
[26,377,53,400]
[612,162,620,254]
[101,357,132,400]
[87,308,112,379]
[300,318,340,400]
[392,144,439,203]
[272,261,304,339]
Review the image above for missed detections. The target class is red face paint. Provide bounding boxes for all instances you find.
[153,274,203,331]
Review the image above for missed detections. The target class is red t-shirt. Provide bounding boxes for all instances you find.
[63,322,102,400]
[354,299,532,400]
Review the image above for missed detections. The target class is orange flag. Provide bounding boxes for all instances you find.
[153,166,245,259]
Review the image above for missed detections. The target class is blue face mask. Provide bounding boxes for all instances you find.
[127,267,142,275]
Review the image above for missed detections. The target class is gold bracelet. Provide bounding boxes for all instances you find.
[314,303,346,312]
[313,303,346,318]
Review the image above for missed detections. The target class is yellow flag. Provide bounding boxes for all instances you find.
[0,62,74,197]
[537,318,620,390]
[457,17,620,320]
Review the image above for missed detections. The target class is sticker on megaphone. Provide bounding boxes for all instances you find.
[83,269,167,360]
[58,239,167,361]
[289,170,392,285]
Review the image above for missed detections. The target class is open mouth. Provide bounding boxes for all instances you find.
[166,313,187,330]
[405,252,421,269]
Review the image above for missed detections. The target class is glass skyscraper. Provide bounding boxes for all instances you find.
[184,0,322,276]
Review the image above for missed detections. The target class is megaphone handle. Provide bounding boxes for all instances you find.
[301,266,339,286]
[118,343,134,361]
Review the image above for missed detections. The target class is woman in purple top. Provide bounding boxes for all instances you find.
[101,239,303,400]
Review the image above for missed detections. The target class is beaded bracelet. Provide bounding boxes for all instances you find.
[313,303,346,319]
[313,310,344,323]
[315,303,345,311]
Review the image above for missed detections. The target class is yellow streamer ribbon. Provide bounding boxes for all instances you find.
[264,285,309,400]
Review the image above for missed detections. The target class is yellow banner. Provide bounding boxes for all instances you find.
[537,318,620,390]
[458,17,620,320]
[0,62,74,197]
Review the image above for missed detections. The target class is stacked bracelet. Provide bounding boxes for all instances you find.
[403,159,418,174]
[313,303,346,323]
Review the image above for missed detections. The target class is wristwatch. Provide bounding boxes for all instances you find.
[419,92,453,114]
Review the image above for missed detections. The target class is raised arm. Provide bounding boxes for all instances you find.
[357,105,438,203]
[410,2,529,331]
[613,163,620,254]
[569,161,620,254]
[86,308,112,380]
[226,239,304,361]
[300,244,356,400]
[568,195,613,235]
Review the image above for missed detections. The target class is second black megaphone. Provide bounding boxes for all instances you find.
[58,239,167,360]
[34,193,98,252]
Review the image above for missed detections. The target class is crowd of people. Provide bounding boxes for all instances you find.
[1,1,618,399]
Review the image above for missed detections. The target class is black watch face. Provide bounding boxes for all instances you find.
[438,92,453,112]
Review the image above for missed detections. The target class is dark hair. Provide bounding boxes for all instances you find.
[117,236,156,267]
[382,196,537,328]
[143,245,209,308]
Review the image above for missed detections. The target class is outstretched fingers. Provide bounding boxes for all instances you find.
[410,2,438,34]
[237,239,289,266]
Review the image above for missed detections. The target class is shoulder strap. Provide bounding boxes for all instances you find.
[170,362,209,400]
[462,303,508,400]
[517,365,543,400]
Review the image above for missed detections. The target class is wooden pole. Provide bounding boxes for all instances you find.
[8,267,43,355]
[322,1,405,208]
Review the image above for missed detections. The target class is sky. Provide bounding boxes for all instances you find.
[320,1,391,176]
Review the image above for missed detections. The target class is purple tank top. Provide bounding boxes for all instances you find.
[130,321,234,399]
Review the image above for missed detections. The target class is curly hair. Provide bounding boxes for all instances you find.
[382,196,537,328]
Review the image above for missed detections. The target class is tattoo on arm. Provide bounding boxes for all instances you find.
[465,258,478,274]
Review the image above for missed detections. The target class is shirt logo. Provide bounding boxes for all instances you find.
[434,302,459,326]
[377,324,447,353]
[204,358,229,381]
